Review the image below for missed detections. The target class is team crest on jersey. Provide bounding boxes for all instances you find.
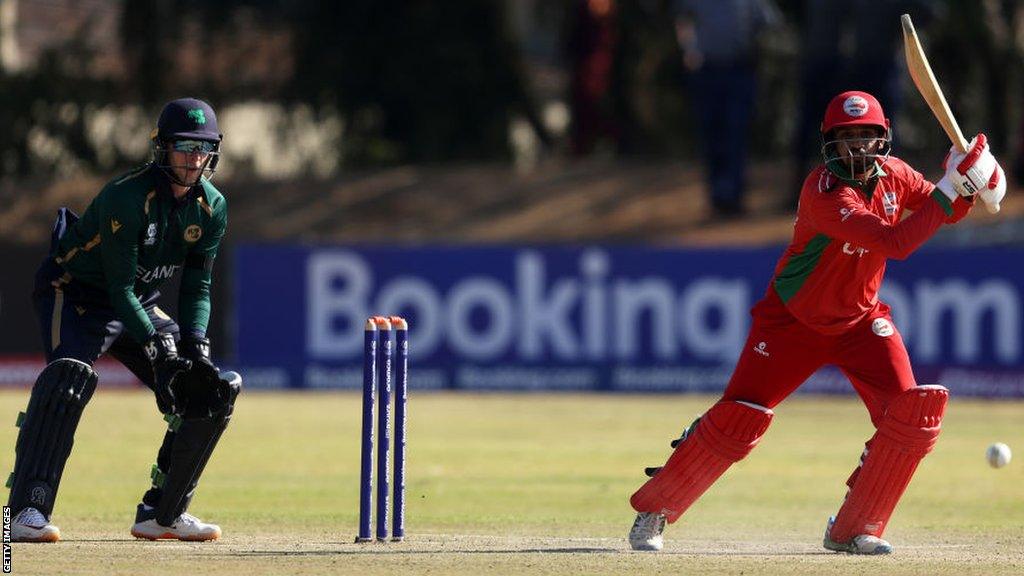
[882,190,898,216]
[144,223,158,245]
[184,224,202,243]
[871,318,894,337]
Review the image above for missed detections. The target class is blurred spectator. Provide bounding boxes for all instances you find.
[566,0,623,156]
[790,0,935,207]
[674,0,780,217]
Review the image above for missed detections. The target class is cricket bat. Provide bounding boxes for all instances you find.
[901,13,1001,214]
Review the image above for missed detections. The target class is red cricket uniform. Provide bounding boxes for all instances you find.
[721,157,958,422]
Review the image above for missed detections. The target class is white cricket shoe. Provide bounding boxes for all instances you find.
[11,507,61,543]
[629,511,666,551]
[131,504,221,541]
[822,516,893,555]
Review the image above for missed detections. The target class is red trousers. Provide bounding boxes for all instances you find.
[722,288,916,424]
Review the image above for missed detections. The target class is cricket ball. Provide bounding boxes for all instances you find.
[986,443,1012,469]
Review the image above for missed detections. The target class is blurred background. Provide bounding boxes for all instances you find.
[1,0,1022,395]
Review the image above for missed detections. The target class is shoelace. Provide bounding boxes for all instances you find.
[16,508,48,528]
[632,513,665,536]
[174,512,202,527]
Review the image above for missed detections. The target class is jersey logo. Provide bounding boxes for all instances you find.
[882,190,898,216]
[842,242,869,257]
[753,341,770,357]
[871,318,894,337]
[136,264,179,283]
[184,224,202,243]
[839,207,854,222]
[187,108,206,124]
[818,170,837,193]
[144,223,158,245]
[110,219,122,233]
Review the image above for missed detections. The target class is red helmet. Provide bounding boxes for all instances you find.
[820,91,889,135]
[820,91,892,183]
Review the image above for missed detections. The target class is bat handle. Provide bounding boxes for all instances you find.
[983,200,1001,214]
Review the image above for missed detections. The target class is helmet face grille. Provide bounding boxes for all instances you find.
[821,132,892,184]
[152,140,220,187]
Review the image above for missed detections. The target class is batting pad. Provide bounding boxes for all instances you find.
[828,385,948,543]
[630,400,773,523]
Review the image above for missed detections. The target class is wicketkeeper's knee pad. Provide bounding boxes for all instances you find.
[630,400,773,523]
[7,359,97,517]
[829,385,948,542]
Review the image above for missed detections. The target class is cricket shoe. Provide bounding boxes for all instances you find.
[131,504,221,541]
[628,511,667,551]
[11,507,61,543]
[822,516,892,555]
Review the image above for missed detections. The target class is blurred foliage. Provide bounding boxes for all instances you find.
[1,0,1023,179]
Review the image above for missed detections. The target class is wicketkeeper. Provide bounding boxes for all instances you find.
[7,97,242,542]
[628,91,1007,554]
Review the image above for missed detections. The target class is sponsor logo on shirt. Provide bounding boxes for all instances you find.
[842,242,869,257]
[871,318,894,337]
[136,264,179,283]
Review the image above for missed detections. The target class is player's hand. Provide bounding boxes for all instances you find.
[936,133,1001,201]
[979,158,1007,212]
[144,333,192,414]
[179,336,219,384]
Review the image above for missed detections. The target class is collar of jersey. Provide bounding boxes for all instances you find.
[825,160,887,199]
[151,163,210,205]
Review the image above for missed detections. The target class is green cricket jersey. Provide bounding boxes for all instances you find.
[54,164,227,343]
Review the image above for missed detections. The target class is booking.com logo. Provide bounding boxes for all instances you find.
[305,249,749,363]
[303,249,1021,366]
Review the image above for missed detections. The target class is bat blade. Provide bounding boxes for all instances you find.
[901,14,999,213]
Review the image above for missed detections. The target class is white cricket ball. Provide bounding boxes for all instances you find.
[986,443,1012,469]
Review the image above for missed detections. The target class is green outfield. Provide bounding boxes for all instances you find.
[1,390,1021,575]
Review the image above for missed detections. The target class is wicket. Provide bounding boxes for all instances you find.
[357,316,409,543]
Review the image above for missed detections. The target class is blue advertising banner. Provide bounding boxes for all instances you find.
[233,245,1024,397]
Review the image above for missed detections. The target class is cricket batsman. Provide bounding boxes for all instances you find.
[7,97,242,542]
[628,91,1007,553]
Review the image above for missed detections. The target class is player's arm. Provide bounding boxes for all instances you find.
[177,196,226,383]
[808,187,948,260]
[810,136,1003,259]
[97,190,156,343]
[898,159,973,223]
[178,196,226,339]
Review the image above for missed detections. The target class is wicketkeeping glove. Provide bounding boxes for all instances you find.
[144,333,192,414]
[179,336,219,383]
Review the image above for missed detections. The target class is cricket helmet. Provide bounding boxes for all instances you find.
[820,91,892,184]
[151,97,222,187]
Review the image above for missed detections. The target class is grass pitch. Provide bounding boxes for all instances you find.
[1,390,1022,575]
